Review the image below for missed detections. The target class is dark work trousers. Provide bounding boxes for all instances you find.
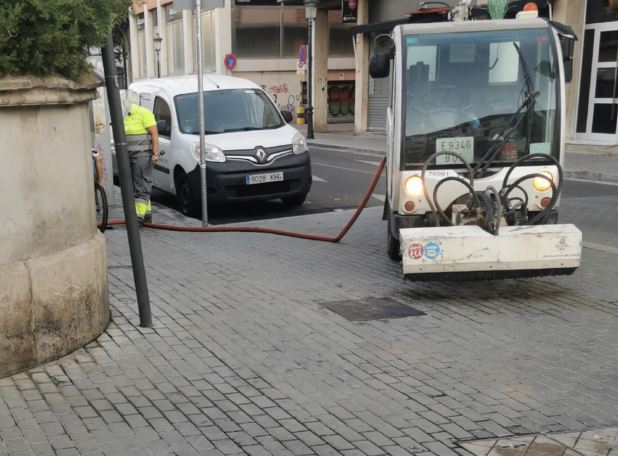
[129,152,153,222]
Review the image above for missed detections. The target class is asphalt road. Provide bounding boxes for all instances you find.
[150,145,618,225]
[150,146,387,224]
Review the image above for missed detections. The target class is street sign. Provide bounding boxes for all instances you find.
[296,44,307,77]
[173,0,223,9]
[342,0,358,23]
[298,44,307,67]
[224,53,237,71]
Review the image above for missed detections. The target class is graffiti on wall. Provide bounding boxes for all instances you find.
[258,80,355,120]
[268,83,288,94]
[261,83,301,116]
[328,82,355,117]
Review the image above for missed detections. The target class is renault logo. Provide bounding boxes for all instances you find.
[255,148,267,164]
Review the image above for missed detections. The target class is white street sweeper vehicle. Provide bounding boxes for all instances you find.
[371,14,582,280]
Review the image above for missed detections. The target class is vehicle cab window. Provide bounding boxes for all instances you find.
[153,96,172,138]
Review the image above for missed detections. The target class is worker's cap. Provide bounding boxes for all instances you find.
[124,89,139,104]
[122,89,140,113]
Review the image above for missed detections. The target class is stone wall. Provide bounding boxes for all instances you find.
[0,74,110,378]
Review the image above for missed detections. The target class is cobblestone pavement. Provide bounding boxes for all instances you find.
[1,196,618,455]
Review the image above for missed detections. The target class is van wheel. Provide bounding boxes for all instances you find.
[282,193,307,207]
[387,213,401,261]
[176,171,199,217]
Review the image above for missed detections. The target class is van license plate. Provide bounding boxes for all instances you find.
[436,137,474,164]
[246,172,284,185]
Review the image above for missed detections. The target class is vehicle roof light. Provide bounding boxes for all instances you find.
[517,2,539,19]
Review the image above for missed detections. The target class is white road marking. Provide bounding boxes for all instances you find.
[565,178,618,187]
[312,175,327,182]
[309,145,384,158]
[372,193,386,202]
[312,161,378,176]
[357,159,383,167]
[583,241,618,256]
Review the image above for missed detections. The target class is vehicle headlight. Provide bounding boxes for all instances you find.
[292,132,308,155]
[193,143,226,163]
[532,171,554,192]
[405,175,424,196]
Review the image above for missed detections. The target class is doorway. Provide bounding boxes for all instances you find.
[576,0,618,144]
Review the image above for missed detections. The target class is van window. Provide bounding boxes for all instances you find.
[153,97,172,138]
[174,89,284,135]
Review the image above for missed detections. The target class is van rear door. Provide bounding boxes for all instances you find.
[152,95,174,191]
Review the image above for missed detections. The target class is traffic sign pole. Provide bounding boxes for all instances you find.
[173,0,224,226]
[196,0,208,226]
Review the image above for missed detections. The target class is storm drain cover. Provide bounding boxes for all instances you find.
[320,297,426,321]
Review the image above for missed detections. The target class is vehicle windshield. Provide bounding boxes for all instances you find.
[403,28,558,169]
[175,89,284,135]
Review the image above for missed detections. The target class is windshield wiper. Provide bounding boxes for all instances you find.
[221,127,261,133]
[221,125,282,133]
[474,42,539,178]
[189,130,219,134]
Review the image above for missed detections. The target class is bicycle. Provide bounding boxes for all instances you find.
[92,148,108,232]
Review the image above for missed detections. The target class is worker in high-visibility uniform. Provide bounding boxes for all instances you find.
[122,90,159,225]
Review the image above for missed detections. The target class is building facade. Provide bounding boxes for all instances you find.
[128,0,356,131]
[569,0,618,148]
[354,0,618,152]
[128,0,618,151]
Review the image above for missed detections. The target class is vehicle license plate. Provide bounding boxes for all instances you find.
[245,171,284,185]
[435,137,474,164]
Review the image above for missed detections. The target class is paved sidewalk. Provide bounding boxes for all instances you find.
[461,427,618,455]
[1,189,618,455]
[294,124,618,184]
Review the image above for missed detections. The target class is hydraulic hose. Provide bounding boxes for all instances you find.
[104,157,385,243]
[502,173,558,225]
[420,150,562,232]
[432,176,480,226]
[420,151,475,227]
[501,153,563,225]
[502,153,563,190]
[484,186,502,235]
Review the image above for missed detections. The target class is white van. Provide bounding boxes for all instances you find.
[128,75,312,215]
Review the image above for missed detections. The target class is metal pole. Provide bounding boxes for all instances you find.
[101,34,153,328]
[196,0,209,226]
[306,17,315,139]
[122,48,128,89]
[279,6,284,59]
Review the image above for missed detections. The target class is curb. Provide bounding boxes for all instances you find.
[309,142,385,157]
[564,170,618,185]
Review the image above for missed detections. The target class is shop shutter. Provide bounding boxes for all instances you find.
[367,75,391,132]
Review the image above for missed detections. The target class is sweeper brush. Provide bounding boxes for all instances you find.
[401,224,581,281]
